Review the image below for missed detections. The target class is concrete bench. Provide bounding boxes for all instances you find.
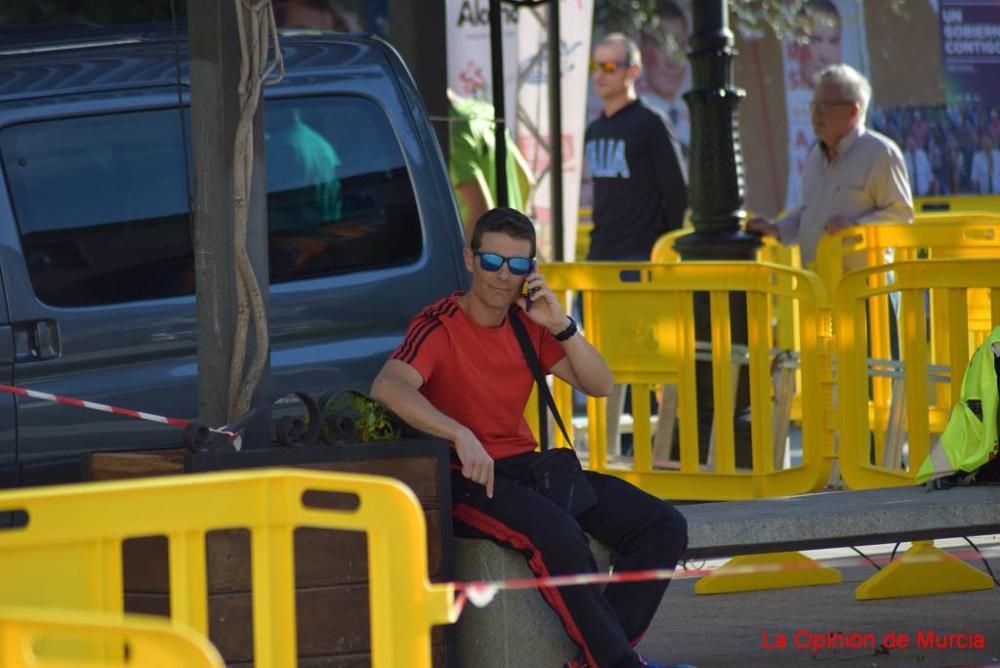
[454,485,1000,667]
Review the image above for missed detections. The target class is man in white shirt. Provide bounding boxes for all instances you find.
[748,64,913,266]
[903,135,934,197]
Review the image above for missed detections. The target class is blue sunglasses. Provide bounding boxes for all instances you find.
[474,252,534,275]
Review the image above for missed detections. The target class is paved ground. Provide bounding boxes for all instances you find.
[636,537,1000,668]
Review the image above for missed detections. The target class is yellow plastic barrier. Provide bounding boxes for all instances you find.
[913,195,1000,213]
[832,257,1000,600]
[814,215,1000,290]
[816,218,1000,446]
[650,227,800,268]
[649,227,692,263]
[651,228,803,395]
[834,258,1000,489]
[0,606,224,667]
[916,209,1000,219]
[894,215,998,353]
[541,261,833,500]
[576,208,593,261]
[0,469,456,668]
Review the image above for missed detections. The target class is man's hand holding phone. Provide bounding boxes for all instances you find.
[521,260,537,311]
[516,264,571,335]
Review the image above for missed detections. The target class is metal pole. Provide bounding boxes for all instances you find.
[675,0,758,260]
[489,0,509,206]
[547,0,564,260]
[675,0,757,467]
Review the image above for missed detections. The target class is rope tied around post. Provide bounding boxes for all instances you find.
[229,0,285,421]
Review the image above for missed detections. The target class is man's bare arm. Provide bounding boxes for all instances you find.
[371,359,464,440]
[548,335,614,398]
[517,271,614,398]
[371,359,495,497]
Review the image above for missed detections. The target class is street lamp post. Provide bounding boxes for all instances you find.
[676,0,759,467]
[676,0,759,260]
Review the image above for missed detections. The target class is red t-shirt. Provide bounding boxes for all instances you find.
[390,293,566,460]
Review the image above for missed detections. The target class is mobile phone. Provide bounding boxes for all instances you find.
[523,261,537,310]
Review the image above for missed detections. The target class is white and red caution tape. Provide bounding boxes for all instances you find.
[450,544,1000,616]
[0,384,239,441]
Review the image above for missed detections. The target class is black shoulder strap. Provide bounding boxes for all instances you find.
[508,308,572,450]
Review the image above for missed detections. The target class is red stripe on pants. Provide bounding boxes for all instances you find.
[454,502,597,668]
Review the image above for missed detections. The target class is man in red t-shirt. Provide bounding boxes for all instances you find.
[372,208,689,668]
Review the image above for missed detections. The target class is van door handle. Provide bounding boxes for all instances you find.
[14,320,60,361]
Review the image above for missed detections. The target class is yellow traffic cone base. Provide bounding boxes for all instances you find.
[694,551,842,595]
[855,541,995,600]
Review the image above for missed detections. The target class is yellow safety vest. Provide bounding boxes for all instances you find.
[917,326,1000,484]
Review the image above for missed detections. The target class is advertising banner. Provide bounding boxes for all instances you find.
[516,0,595,260]
[445,0,520,132]
[781,0,870,210]
[939,0,1000,107]
[866,0,1000,197]
[635,1,693,158]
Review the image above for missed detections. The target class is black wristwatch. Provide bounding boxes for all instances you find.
[553,316,578,342]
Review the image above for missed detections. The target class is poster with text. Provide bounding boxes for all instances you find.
[939,0,1000,107]
[446,0,520,133]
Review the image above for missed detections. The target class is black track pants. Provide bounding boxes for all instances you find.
[452,452,688,668]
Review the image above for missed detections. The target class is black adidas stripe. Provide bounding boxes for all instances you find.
[393,301,449,361]
[394,301,456,362]
[402,320,444,364]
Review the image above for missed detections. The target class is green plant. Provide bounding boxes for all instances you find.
[321,391,402,444]
[350,394,402,443]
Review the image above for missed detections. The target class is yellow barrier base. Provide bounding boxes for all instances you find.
[694,552,842,595]
[855,541,995,600]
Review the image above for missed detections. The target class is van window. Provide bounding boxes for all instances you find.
[0,96,422,307]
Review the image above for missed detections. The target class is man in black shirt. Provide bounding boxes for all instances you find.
[582,33,689,463]
[585,33,688,260]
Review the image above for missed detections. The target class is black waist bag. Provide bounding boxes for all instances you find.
[528,447,598,516]
[509,308,598,517]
